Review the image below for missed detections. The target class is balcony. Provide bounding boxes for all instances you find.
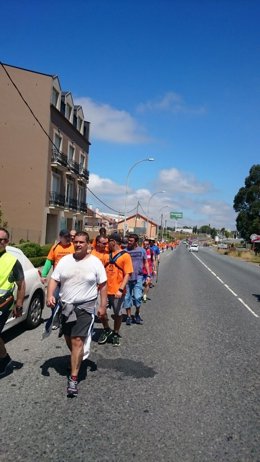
[78,164,89,182]
[64,197,78,211]
[49,191,65,207]
[67,159,79,175]
[51,147,67,169]
[77,201,88,213]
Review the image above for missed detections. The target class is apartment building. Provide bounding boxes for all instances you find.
[0,63,90,244]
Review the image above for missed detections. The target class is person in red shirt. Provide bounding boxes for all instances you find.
[142,238,154,302]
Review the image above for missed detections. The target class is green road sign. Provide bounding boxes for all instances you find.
[170,211,183,219]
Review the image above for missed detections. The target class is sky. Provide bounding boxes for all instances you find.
[1,0,260,230]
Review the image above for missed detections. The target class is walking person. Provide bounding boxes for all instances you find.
[40,229,75,329]
[124,234,149,325]
[47,231,107,397]
[0,228,25,375]
[142,239,154,302]
[98,232,133,347]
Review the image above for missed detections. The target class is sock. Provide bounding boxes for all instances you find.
[71,375,78,382]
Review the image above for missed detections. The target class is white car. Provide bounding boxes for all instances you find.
[2,246,45,332]
[189,243,199,252]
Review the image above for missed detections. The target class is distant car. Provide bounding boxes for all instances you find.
[189,243,199,252]
[217,243,228,249]
[2,246,45,333]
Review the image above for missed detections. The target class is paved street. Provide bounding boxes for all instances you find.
[0,245,259,462]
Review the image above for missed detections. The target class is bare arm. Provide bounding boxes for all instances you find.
[97,281,107,318]
[47,278,59,308]
[115,273,130,298]
[13,279,26,317]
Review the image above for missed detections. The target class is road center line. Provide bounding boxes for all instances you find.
[192,253,259,318]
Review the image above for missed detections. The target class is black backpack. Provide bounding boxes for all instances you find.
[105,250,126,272]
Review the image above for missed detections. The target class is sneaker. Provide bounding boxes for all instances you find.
[135,314,143,325]
[0,354,12,376]
[143,294,147,303]
[98,329,113,344]
[126,316,132,326]
[67,376,78,397]
[112,334,120,347]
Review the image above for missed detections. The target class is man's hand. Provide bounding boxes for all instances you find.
[97,305,107,318]
[13,306,23,318]
[47,296,56,308]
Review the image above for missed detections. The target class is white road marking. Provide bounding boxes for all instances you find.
[192,253,259,318]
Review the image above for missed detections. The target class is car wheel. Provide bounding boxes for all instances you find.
[25,291,44,329]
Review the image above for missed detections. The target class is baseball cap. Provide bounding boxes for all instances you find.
[108,232,122,244]
[59,229,70,238]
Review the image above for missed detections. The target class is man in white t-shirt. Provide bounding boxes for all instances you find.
[47,231,107,398]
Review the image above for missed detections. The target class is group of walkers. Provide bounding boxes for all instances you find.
[0,226,160,398]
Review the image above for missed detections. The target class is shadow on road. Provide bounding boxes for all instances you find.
[40,354,97,383]
[252,293,260,302]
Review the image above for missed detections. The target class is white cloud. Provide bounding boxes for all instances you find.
[158,168,212,194]
[137,91,206,115]
[75,97,149,143]
[88,173,125,195]
[87,172,236,229]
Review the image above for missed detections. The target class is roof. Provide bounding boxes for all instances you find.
[117,213,157,226]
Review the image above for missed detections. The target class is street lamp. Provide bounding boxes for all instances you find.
[159,205,170,240]
[123,157,154,236]
[146,190,166,237]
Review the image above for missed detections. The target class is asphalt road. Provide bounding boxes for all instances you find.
[0,245,259,462]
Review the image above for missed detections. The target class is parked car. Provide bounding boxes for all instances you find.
[2,246,45,333]
[217,243,228,249]
[189,243,199,252]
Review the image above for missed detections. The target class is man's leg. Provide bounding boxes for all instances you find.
[112,297,124,346]
[124,283,133,325]
[133,278,144,324]
[98,297,113,344]
[70,336,84,377]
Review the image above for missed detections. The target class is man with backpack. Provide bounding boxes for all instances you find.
[98,232,133,347]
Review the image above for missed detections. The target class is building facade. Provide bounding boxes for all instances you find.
[0,63,90,244]
[117,213,158,239]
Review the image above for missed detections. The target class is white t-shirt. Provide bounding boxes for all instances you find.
[51,254,107,304]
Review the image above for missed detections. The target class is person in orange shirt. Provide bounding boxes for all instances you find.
[91,234,109,266]
[98,232,133,347]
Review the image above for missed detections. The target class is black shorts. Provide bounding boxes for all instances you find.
[107,295,125,316]
[61,308,94,338]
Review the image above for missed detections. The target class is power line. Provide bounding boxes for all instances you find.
[87,186,137,215]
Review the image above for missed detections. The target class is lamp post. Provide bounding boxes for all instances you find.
[146,190,166,237]
[123,157,154,236]
[159,205,169,240]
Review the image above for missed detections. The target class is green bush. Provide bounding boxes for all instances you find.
[41,244,52,255]
[29,256,47,267]
[18,242,43,257]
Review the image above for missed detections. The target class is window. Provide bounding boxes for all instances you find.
[78,186,85,203]
[54,133,62,152]
[66,104,72,121]
[66,180,73,201]
[77,117,83,133]
[68,144,75,162]
[79,153,85,169]
[52,88,59,107]
[51,173,61,193]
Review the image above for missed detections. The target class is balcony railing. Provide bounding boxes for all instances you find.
[67,159,80,175]
[77,202,88,213]
[49,191,65,207]
[51,147,67,168]
[79,164,89,182]
[64,198,78,211]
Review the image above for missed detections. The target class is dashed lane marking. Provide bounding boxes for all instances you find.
[192,253,259,318]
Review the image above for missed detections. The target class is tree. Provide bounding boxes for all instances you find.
[233,164,260,241]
